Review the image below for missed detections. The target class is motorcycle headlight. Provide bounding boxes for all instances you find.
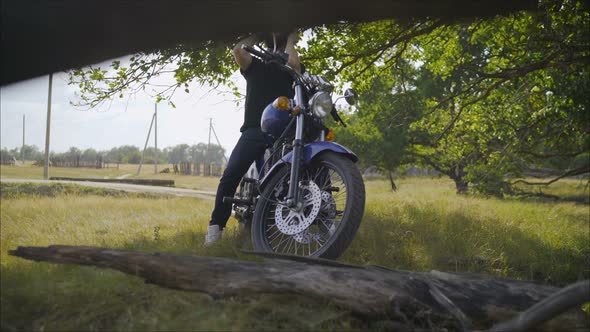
[310,91,332,118]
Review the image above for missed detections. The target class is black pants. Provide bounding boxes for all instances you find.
[210,127,267,229]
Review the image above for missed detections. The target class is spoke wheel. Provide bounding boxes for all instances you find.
[252,152,365,259]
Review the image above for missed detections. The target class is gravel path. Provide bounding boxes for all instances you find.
[1,178,215,199]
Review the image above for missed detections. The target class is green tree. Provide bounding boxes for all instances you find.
[19,144,43,161]
[65,147,82,161]
[189,143,206,164]
[68,41,240,109]
[81,148,98,163]
[205,144,226,165]
[115,145,142,164]
[331,60,424,190]
[143,147,166,164]
[106,147,125,164]
[168,144,191,163]
[310,0,589,195]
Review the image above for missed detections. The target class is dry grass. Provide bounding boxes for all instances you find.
[0,178,588,331]
[343,178,589,284]
[0,163,222,192]
[0,163,129,180]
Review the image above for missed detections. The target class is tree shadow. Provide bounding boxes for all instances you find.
[342,205,589,286]
[2,226,365,331]
[507,192,589,206]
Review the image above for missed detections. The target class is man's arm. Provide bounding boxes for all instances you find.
[233,34,259,71]
[285,32,302,74]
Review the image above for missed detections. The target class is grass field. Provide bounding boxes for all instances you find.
[1,172,589,331]
[0,163,130,180]
[0,163,222,192]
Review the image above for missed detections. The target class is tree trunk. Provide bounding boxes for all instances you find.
[9,245,589,332]
[387,170,398,192]
[453,177,469,194]
[452,164,469,194]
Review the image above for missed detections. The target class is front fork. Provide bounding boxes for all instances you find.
[286,83,305,209]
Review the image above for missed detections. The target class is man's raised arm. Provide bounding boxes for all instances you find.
[233,35,259,71]
[285,32,302,74]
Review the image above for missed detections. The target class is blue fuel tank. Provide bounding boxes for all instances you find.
[260,98,292,139]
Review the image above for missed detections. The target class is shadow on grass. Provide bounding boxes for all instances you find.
[342,206,590,287]
[3,196,588,331]
[1,227,366,332]
[507,191,590,205]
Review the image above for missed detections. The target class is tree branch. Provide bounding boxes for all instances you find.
[330,19,445,77]
[511,165,590,186]
[435,79,508,143]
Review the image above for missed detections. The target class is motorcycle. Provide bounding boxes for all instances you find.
[224,44,365,259]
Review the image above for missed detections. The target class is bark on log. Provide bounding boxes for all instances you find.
[9,245,589,331]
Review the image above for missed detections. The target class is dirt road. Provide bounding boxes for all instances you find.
[1,178,215,199]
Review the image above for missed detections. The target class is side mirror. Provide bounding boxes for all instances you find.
[344,88,359,105]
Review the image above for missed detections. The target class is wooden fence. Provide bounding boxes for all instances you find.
[174,162,224,177]
[0,157,16,166]
[36,156,109,168]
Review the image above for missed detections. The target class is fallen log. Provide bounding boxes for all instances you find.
[49,177,175,187]
[9,245,589,331]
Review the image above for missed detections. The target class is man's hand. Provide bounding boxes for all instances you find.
[233,34,260,71]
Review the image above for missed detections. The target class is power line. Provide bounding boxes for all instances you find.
[43,73,53,180]
[210,121,228,163]
[21,114,25,164]
[137,111,156,175]
[154,103,158,174]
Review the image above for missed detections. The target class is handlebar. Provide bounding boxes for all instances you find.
[242,45,268,61]
[241,44,299,79]
[242,45,288,65]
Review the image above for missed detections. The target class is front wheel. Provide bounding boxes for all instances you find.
[251,152,365,259]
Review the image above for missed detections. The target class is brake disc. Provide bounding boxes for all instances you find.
[292,190,337,244]
[275,181,322,236]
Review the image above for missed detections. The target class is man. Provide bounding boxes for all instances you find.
[205,31,302,244]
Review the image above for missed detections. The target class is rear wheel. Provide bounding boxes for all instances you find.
[251,152,365,259]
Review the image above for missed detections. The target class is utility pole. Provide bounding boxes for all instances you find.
[43,73,53,180]
[210,122,228,163]
[207,118,212,153]
[154,103,158,174]
[21,114,25,164]
[137,112,156,175]
[207,118,212,175]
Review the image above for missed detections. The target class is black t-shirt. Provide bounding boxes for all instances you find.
[240,58,302,132]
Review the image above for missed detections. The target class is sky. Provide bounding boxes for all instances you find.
[0,33,350,157]
[0,59,247,154]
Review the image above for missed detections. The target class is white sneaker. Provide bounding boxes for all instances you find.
[204,225,223,246]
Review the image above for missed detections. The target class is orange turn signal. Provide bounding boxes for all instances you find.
[325,128,335,141]
[273,96,290,111]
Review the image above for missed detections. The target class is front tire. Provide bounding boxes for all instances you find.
[251,152,365,259]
